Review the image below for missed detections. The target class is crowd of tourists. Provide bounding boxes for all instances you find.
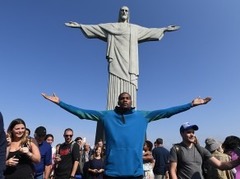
[1,116,240,179]
[1,117,105,179]
[1,92,240,179]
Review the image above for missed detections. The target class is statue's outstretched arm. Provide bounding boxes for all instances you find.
[65,21,81,28]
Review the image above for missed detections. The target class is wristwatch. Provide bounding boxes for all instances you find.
[69,176,75,179]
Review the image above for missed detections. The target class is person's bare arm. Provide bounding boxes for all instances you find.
[70,160,79,177]
[20,142,41,163]
[143,151,154,162]
[169,162,178,179]
[44,165,52,179]
[208,156,240,170]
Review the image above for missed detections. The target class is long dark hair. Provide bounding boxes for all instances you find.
[93,146,103,158]
[45,134,54,141]
[222,135,240,153]
[7,118,28,146]
[145,140,153,151]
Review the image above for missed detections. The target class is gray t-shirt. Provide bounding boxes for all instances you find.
[170,142,212,179]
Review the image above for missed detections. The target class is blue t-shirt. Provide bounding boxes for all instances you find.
[34,141,52,175]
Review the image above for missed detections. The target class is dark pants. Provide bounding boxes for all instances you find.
[0,172,4,179]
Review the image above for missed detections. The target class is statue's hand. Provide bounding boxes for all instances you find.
[166,25,180,31]
[65,21,81,28]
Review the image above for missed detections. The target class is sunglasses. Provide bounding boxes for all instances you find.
[64,135,73,138]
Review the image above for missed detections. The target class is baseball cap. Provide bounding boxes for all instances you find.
[35,126,46,137]
[205,138,221,152]
[180,122,199,133]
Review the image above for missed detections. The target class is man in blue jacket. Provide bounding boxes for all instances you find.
[0,112,6,179]
[42,92,211,178]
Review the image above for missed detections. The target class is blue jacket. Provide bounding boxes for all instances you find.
[59,101,192,177]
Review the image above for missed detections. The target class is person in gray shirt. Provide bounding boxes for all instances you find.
[170,122,240,179]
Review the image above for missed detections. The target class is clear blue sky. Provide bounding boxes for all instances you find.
[1,0,240,149]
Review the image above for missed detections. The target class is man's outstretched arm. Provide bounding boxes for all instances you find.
[147,96,212,122]
[41,93,102,121]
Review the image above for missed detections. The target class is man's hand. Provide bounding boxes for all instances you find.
[192,97,212,106]
[41,93,60,104]
[65,21,81,28]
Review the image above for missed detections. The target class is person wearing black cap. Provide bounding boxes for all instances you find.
[34,126,52,179]
[152,138,170,179]
[169,122,240,179]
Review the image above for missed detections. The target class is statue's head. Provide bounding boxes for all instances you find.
[118,6,130,23]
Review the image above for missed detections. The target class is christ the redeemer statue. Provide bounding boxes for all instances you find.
[65,6,180,109]
[65,6,180,142]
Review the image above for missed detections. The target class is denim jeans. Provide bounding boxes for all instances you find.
[34,173,43,179]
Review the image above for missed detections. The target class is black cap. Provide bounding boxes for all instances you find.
[35,126,46,137]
